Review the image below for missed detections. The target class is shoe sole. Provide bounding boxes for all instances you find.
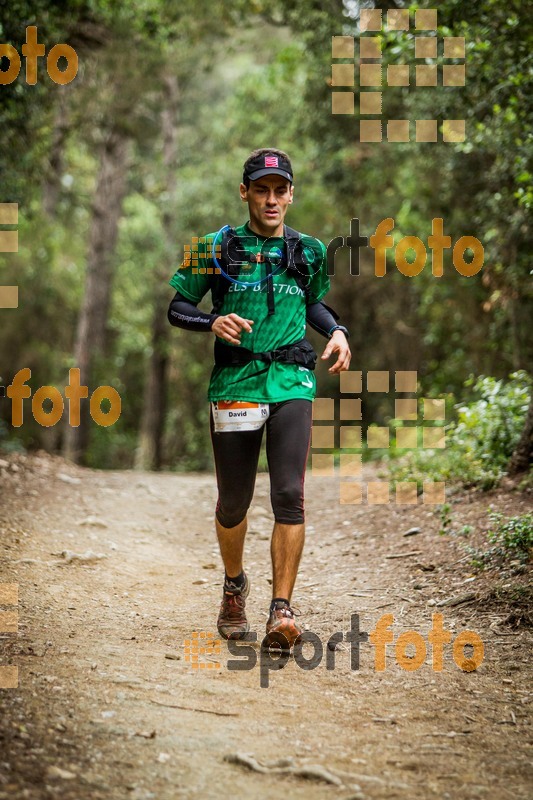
[218,623,251,641]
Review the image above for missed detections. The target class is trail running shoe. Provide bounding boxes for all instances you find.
[264,600,302,650]
[217,573,250,640]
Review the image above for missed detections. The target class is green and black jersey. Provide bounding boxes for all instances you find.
[169,221,330,403]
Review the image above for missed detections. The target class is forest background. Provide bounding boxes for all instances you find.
[0,0,531,488]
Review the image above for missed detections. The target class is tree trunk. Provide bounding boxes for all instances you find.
[135,74,180,471]
[508,393,533,475]
[64,127,130,463]
[42,90,70,218]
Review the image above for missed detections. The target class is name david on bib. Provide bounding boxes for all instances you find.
[212,400,269,433]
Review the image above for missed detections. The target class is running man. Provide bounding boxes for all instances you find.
[168,148,351,649]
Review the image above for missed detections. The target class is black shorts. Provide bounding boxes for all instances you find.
[210,399,312,527]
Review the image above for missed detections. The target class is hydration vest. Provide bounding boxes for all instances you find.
[209,224,315,316]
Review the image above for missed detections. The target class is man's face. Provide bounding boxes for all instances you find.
[240,174,294,237]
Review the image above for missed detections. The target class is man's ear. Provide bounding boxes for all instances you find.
[239,182,248,202]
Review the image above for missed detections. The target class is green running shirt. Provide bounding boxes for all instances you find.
[168,221,330,403]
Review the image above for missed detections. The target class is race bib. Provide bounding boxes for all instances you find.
[212,400,270,433]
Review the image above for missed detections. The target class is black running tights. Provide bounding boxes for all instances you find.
[209,399,312,527]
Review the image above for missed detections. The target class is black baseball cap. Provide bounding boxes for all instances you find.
[243,152,293,183]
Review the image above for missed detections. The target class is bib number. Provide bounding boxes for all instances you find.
[212,401,270,433]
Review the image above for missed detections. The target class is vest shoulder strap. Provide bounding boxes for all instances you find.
[210,226,236,313]
[210,225,315,313]
[283,225,312,296]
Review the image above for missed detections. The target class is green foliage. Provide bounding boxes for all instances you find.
[438,503,453,535]
[468,511,533,568]
[488,512,533,560]
[389,370,532,490]
[453,372,531,480]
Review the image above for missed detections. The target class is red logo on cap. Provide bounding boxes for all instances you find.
[264,156,279,167]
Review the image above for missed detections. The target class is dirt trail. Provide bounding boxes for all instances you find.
[0,453,531,800]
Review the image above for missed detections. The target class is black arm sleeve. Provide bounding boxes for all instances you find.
[168,291,219,332]
[306,301,341,338]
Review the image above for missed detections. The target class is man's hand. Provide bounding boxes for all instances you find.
[212,313,254,345]
[321,330,351,373]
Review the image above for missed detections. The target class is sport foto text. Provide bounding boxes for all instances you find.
[226,612,484,688]
[2,368,121,427]
[0,26,78,85]
[190,218,484,279]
